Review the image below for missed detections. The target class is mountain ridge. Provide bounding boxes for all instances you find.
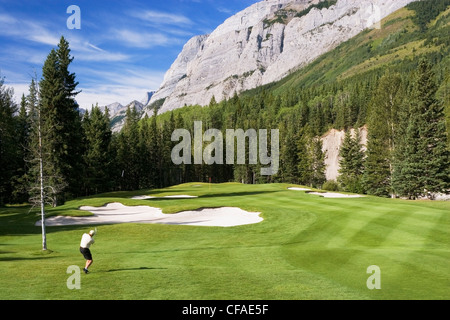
[100,91,154,132]
[145,0,417,115]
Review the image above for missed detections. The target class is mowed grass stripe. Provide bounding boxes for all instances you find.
[280,193,449,299]
[0,183,448,300]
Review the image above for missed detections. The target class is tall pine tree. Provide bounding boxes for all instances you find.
[363,72,402,197]
[0,78,18,205]
[117,106,141,190]
[37,37,83,203]
[82,105,112,195]
[338,129,365,193]
[393,59,450,198]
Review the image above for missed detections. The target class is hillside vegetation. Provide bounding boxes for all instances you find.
[263,2,450,92]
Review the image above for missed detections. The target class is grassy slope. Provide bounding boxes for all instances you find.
[0,183,448,300]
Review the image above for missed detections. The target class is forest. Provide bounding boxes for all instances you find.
[0,0,449,206]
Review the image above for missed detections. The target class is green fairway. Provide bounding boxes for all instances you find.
[0,183,448,300]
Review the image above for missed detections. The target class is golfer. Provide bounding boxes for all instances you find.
[80,230,95,274]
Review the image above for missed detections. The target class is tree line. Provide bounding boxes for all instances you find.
[0,37,449,207]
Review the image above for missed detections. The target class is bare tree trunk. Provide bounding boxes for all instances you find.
[38,107,47,251]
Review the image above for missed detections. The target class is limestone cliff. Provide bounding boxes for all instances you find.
[147,0,416,114]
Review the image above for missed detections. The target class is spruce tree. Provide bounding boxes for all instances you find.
[150,108,162,187]
[161,112,176,186]
[0,78,18,205]
[280,124,299,184]
[414,60,450,196]
[363,72,402,197]
[82,105,112,195]
[338,129,365,193]
[55,36,84,198]
[38,48,68,206]
[138,115,152,189]
[37,37,83,203]
[393,59,450,198]
[11,94,30,202]
[297,126,326,188]
[309,136,327,188]
[117,106,141,190]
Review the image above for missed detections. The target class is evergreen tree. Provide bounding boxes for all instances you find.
[37,49,68,206]
[11,94,30,202]
[309,136,327,188]
[36,37,83,203]
[150,109,162,187]
[436,70,449,147]
[138,115,152,189]
[297,132,311,186]
[55,36,84,197]
[82,105,112,195]
[117,106,141,190]
[161,112,176,186]
[279,124,299,183]
[297,126,326,188]
[338,129,365,193]
[0,78,18,205]
[363,72,402,197]
[393,60,450,198]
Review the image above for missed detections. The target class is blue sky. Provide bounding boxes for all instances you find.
[0,0,259,109]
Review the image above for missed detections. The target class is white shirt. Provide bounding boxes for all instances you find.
[80,233,95,248]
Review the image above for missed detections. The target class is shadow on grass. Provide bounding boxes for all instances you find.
[140,190,280,201]
[0,255,58,262]
[106,266,167,272]
[88,188,196,199]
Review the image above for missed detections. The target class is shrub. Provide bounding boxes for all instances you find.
[323,180,340,191]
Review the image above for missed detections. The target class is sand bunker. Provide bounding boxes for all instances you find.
[131,195,198,200]
[36,203,262,227]
[288,187,311,191]
[288,187,364,198]
[307,192,365,198]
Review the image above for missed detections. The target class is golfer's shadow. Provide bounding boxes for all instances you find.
[106,266,166,272]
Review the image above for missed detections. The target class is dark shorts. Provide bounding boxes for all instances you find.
[80,247,93,260]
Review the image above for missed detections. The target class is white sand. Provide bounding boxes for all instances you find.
[307,192,365,198]
[36,203,262,227]
[131,195,198,200]
[288,187,364,198]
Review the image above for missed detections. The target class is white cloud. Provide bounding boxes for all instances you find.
[0,13,60,46]
[217,7,233,15]
[77,50,130,62]
[0,9,178,110]
[0,13,17,24]
[113,29,170,48]
[4,82,32,105]
[60,35,131,62]
[74,68,165,109]
[27,26,60,46]
[0,13,129,63]
[86,43,105,52]
[107,27,187,49]
[5,68,164,110]
[131,10,193,26]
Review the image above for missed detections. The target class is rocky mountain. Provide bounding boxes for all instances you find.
[101,92,154,132]
[146,0,416,114]
[99,102,124,115]
[140,91,155,107]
